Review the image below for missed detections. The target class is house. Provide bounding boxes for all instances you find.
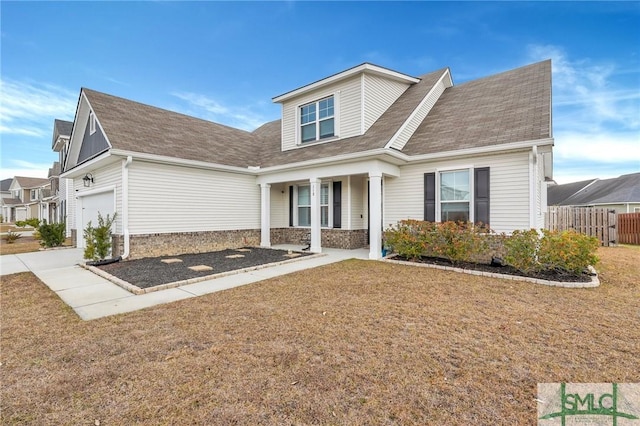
[2,177,51,223]
[61,60,553,260]
[1,178,14,222]
[51,119,74,232]
[548,172,640,213]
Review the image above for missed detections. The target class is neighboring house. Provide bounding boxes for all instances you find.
[51,119,74,233]
[548,172,640,213]
[61,60,553,260]
[1,178,12,221]
[2,177,50,222]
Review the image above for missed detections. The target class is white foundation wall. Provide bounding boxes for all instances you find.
[384,151,531,233]
[128,161,260,234]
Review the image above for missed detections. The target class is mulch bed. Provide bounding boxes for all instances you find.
[98,247,312,289]
[394,255,593,283]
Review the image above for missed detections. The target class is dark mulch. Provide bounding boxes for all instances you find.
[98,247,312,289]
[394,255,593,283]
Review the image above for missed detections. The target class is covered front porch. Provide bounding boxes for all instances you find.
[256,159,399,260]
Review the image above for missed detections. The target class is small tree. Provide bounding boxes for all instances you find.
[83,212,117,261]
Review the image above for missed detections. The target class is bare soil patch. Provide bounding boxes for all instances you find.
[0,236,73,255]
[97,247,312,288]
[1,246,638,424]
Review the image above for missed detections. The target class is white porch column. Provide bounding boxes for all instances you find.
[369,173,382,260]
[260,183,271,247]
[309,177,322,253]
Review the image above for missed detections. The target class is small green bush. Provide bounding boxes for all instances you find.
[83,212,117,261]
[38,220,66,248]
[3,230,22,244]
[385,220,489,265]
[16,218,41,228]
[539,229,599,274]
[503,229,541,273]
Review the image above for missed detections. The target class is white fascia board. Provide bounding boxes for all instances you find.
[272,63,419,103]
[256,158,400,185]
[392,138,555,164]
[108,149,256,175]
[384,68,452,149]
[82,92,113,150]
[61,151,116,178]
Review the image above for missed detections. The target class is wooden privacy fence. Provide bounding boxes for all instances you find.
[618,212,640,245]
[545,207,617,246]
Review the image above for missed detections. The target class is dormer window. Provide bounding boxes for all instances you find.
[300,95,334,143]
[89,112,96,135]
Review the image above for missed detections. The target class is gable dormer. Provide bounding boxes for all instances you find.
[273,63,419,152]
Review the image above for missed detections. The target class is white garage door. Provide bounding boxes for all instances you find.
[16,207,27,221]
[79,191,115,248]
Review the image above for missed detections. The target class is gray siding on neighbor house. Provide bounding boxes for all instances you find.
[78,115,110,164]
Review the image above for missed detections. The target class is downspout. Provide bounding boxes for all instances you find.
[529,145,538,229]
[121,156,132,259]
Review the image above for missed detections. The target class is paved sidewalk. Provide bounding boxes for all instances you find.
[1,246,368,321]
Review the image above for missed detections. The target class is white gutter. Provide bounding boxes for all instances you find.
[121,156,132,259]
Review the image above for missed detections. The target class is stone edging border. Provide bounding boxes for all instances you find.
[80,251,326,295]
[381,255,600,288]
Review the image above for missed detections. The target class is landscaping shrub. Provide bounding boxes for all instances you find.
[38,220,66,248]
[16,218,41,228]
[384,220,488,265]
[538,229,599,274]
[83,212,117,261]
[503,229,541,274]
[3,230,22,244]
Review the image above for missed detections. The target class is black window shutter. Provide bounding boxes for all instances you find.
[333,181,342,228]
[474,167,490,226]
[289,185,294,227]
[424,173,436,222]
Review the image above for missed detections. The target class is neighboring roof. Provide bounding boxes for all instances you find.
[1,198,23,206]
[82,89,259,168]
[48,162,61,178]
[254,68,449,167]
[0,178,12,192]
[52,119,73,148]
[402,60,552,155]
[547,178,596,205]
[551,173,640,206]
[13,176,49,189]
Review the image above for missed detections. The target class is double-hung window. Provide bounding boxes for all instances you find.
[30,189,37,201]
[300,96,334,143]
[440,170,470,222]
[296,183,330,227]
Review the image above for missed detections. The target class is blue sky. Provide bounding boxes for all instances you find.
[1,1,638,184]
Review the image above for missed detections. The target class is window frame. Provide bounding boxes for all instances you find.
[293,182,332,228]
[298,95,335,144]
[436,166,474,223]
[30,189,37,201]
[89,112,96,135]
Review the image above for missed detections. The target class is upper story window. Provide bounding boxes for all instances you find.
[300,96,334,143]
[30,189,37,201]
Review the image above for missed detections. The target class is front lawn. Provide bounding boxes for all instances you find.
[1,246,638,424]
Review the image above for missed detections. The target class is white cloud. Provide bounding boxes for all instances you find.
[0,78,77,137]
[171,91,266,131]
[527,44,640,182]
[0,160,53,180]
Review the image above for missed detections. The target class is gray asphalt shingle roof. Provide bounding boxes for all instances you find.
[550,173,640,206]
[14,176,49,189]
[80,60,552,170]
[83,89,259,168]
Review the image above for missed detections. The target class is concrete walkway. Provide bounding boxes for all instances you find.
[1,246,369,321]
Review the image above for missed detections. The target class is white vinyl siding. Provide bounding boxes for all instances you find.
[363,74,410,132]
[128,162,260,234]
[388,78,447,150]
[384,152,531,233]
[281,75,361,151]
[70,162,122,234]
[269,184,287,228]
